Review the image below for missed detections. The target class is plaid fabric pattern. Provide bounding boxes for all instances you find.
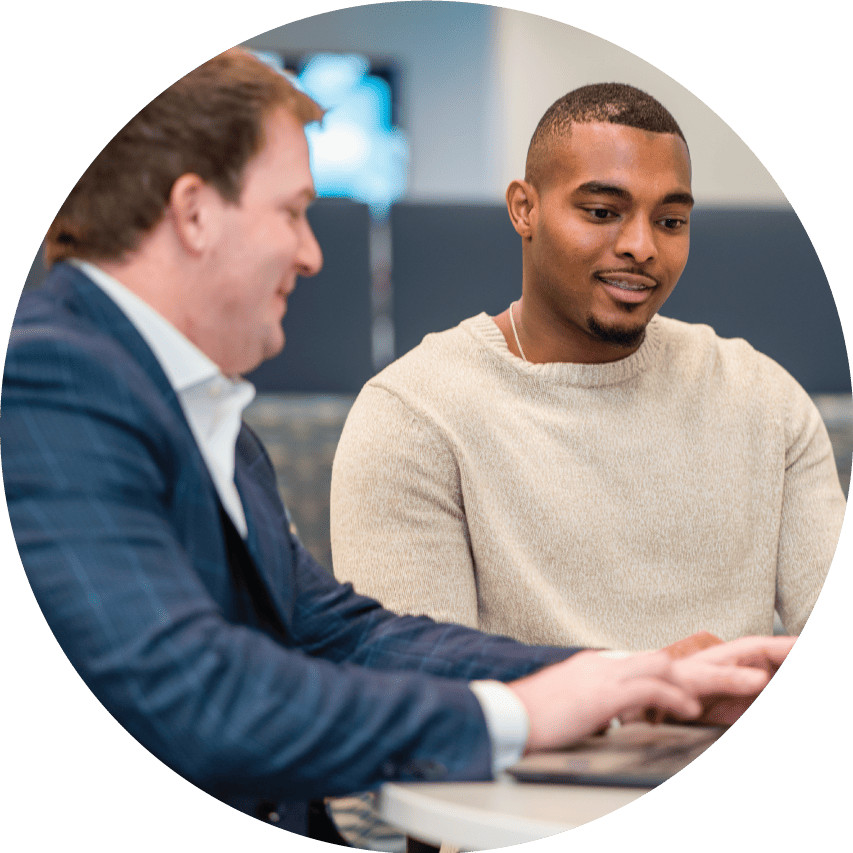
[3,264,575,837]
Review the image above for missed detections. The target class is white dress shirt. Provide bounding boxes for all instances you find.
[74,259,529,775]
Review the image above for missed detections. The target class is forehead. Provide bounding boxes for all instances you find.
[541,122,692,196]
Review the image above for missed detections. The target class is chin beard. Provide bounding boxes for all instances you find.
[587,315,647,349]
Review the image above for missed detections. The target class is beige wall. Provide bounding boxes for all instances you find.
[493,10,788,207]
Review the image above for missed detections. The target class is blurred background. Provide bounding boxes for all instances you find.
[22,3,851,569]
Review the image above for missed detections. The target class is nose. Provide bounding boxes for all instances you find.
[297,220,323,278]
[614,215,656,265]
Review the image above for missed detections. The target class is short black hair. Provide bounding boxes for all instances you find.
[525,83,686,187]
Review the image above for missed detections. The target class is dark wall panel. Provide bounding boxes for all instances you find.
[22,199,375,394]
[663,209,849,393]
[391,203,522,357]
[246,198,373,393]
[21,202,850,394]
[24,243,47,293]
[390,203,850,394]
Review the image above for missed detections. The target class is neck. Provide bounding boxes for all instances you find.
[96,231,198,341]
[495,296,646,365]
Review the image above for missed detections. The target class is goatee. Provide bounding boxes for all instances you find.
[587,316,647,349]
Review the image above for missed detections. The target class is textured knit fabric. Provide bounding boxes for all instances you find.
[331,313,846,651]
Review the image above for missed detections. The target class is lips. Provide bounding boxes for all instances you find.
[277,280,296,308]
[595,272,657,304]
[275,288,290,319]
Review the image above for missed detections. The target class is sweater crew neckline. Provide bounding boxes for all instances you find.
[465,312,664,388]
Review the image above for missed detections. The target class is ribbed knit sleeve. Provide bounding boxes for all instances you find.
[331,382,480,628]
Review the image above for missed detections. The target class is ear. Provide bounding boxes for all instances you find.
[167,173,224,256]
[506,179,538,239]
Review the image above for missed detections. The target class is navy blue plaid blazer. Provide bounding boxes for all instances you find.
[2,264,576,837]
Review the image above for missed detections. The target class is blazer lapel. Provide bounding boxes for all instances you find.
[234,425,296,626]
[53,263,187,423]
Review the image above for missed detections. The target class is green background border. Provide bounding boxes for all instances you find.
[0,0,853,853]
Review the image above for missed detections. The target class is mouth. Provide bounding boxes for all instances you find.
[595,272,657,304]
[277,282,295,310]
[273,292,289,322]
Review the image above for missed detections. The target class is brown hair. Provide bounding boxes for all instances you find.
[526,83,687,188]
[46,48,324,265]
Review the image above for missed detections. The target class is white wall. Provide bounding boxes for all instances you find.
[245,3,788,208]
[493,9,788,207]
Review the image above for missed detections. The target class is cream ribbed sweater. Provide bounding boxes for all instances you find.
[330,314,845,651]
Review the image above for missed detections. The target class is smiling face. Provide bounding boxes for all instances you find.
[508,121,693,363]
[186,107,323,376]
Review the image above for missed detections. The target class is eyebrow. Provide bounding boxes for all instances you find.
[574,181,694,208]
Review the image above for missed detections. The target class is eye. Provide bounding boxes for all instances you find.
[659,217,687,230]
[586,207,617,221]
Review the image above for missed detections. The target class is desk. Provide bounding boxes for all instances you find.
[379,776,647,850]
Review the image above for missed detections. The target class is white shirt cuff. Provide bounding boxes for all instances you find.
[469,680,530,776]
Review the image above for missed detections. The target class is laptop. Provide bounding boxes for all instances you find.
[507,722,725,788]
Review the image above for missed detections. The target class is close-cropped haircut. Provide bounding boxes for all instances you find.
[46,48,324,265]
[525,83,686,188]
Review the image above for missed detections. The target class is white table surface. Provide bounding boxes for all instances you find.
[379,775,648,850]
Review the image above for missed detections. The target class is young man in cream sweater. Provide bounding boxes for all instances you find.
[331,83,846,652]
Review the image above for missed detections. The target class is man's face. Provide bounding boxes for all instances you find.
[189,107,323,376]
[519,122,693,362]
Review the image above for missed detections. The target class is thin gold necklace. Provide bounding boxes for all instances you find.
[509,300,528,362]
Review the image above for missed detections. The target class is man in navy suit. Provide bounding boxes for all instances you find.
[2,48,792,843]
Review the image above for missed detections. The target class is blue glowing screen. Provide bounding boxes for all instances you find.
[253,50,408,217]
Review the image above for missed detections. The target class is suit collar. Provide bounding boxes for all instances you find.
[45,262,182,415]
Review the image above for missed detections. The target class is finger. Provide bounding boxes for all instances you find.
[696,696,754,727]
[729,651,777,674]
[673,660,771,696]
[692,636,796,666]
[613,677,703,722]
[737,638,796,669]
